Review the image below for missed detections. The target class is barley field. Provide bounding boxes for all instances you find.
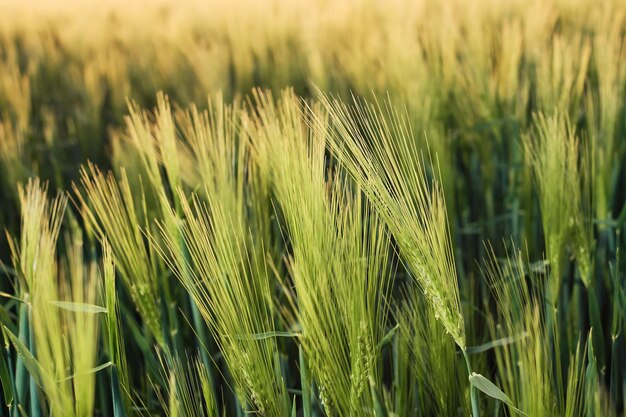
[0,0,624,416]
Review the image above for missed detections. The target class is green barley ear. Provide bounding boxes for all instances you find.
[397,290,464,416]
[12,179,66,294]
[58,230,102,417]
[483,245,547,416]
[150,92,288,416]
[246,89,394,416]
[314,91,465,349]
[523,112,587,297]
[482,243,582,417]
[9,179,108,416]
[155,190,289,417]
[72,163,164,347]
[154,351,218,417]
[9,178,66,412]
[122,92,184,206]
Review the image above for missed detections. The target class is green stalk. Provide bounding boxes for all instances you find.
[12,299,28,417]
[110,365,126,417]
[462,349,480,417]
[26,306,40,417]
[587,286,605,370]
[298,344,311,417]
[577,280,588,329]
[189,298,215,389]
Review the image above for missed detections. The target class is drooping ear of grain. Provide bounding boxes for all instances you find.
[245,89,394,416]
[314,92,466,349]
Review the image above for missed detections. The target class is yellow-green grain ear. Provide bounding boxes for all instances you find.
[73,164,164,347]
[314,90,465,349]
[151,91,289,417]
[523,112,586,302]
[244,90,394,417]
[153,351,218,417]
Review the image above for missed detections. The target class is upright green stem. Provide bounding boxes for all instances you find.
[110,365,126,417]
[27,305,41,417]
[189,297,215,387]
[298,344,311,417]
[462,349,480,417]
[13,298,28,417]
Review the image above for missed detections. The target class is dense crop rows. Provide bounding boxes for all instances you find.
[0,0,625,416]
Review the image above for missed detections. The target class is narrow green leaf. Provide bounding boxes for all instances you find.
[0,340,13,406]
[588,288,606,370]
[234,331,300,341]
[465,333,528,355]
[369,377,388,417]
[13,300,28,411]
[469,373,511,403]
[50,301,107,314]
[0,262,18,278]
[4,327,43,389]
[469,373,527,416]
[585,330,598,417]
[56,361,113,382]
[376,324,400,350]
[0,292,24,303]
